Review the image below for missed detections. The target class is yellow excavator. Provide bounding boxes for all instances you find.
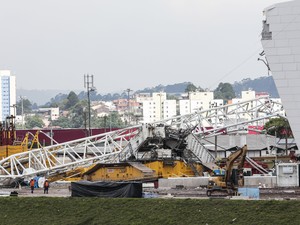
[206,145,248,196]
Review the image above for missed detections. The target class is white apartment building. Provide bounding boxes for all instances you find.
[210,99,224,108]
[229,90,265,124]
[0,70,16,122]
[142,92,176,123]
[37,107,60,121]
[179,91,214,115]
[135,93,152,102]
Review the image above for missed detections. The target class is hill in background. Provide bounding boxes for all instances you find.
[17,89,77,106]
[232,76,279,98]
[17,76,279,106]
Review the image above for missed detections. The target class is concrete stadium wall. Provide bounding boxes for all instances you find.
[244,176,277,188]
[158,177,209,188]
[158,176,278,188]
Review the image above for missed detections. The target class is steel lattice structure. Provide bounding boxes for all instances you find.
[0,96,284,180]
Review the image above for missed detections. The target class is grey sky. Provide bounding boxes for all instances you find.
[0,0,286,94]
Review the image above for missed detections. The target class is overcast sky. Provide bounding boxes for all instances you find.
[0,0,286,94]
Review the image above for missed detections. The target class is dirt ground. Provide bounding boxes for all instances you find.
[150,186,300,200]
[2,182,300,200]
[0,182,72,197]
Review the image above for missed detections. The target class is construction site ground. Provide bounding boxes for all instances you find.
[2,183,300,200]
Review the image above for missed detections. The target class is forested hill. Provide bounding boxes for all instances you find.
[136,76,279,98]
[136,82,191,94]
[232,76,279,98]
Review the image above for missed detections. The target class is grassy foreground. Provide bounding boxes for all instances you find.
[0,197,299,225]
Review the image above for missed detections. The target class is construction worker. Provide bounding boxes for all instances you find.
[44,179,49,194]
[29,179,35,194]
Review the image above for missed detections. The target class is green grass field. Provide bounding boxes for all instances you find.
[0,197,299,225]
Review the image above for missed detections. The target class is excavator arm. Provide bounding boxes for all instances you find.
[224,145,248,186]
[207,145,248,196]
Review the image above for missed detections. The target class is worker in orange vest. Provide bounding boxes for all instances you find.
[29,179,35,194]
[44,179,49,194]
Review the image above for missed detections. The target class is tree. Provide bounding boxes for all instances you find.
[16,99,32,115]
[92,112,125,128]
[25,115,45,129]
[167,94,179,100]
[214,82,235,102]
[65,91,79,109]
[67,101,86,128]
[51,116,72,128]
[185,83,197,92]
[264,117,293,138]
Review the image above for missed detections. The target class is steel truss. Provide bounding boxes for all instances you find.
[0,96,283,180]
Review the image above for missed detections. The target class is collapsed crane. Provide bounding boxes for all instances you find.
[0,96,284,185]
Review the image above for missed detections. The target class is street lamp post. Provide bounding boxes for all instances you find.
[84,74,96,136]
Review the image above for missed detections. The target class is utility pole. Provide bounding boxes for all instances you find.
[20,96,25,129]
[10,104,16,128]
[125,88,132,125]
[84,74,95,136]
[158,92,163,120]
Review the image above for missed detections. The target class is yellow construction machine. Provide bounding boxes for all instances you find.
[206,145,248,196]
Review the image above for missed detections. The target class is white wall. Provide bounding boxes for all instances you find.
[142,101,157,123]
[179,100,190,116]
[162,100,176,119]
[242,90,256,100]
[262,0,300,146]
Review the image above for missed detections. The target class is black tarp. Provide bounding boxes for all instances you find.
[71,181,143,198]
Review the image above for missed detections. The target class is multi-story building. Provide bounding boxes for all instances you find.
[179,91,214,115]
[142,92,176,123]
[0,70,16,122]
[113,99,140,114]
[37,107,60,121]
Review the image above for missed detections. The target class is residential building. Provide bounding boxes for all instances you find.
[179,91,214,115]
[92,101,116,117]
[113,99,140,114]
[142,92,176,123]
[0,70,16,122]
[37,107,60,121]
